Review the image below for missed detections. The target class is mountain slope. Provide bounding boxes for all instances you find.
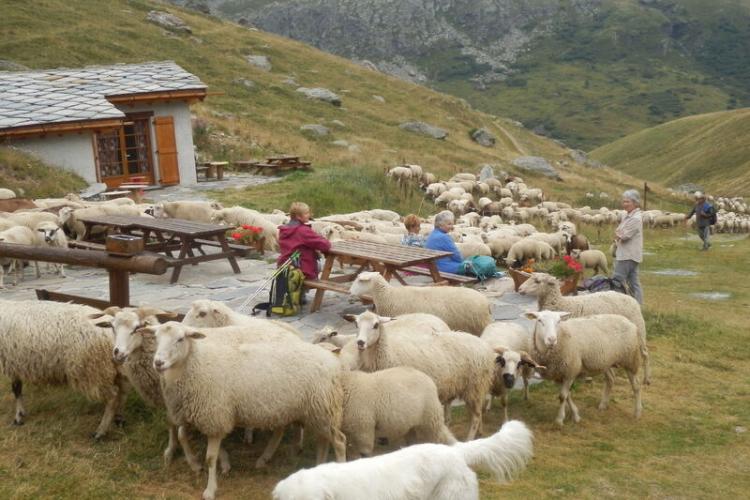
[590,108,750,196]
[184,0,750,149]
[1,0,671,213]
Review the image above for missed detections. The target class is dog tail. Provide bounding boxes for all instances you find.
[452,420,534,483]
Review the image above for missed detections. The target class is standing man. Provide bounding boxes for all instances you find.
[686,192,714,251]
[613,189,644,305]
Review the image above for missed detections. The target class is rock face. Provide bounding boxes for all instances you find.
[300,124,330,136]
[146,11,192,33]
[399,121,448,140]
[296,87,342,106]
[246,55,272,72]
[471,128,495,147]
[511,156,560,178]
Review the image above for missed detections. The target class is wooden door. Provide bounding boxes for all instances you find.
[153,116,180,185]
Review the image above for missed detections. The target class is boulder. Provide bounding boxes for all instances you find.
[372,95,386,103]
[300,124,330,137]
[399,121,448,140]
[246,55,272,72]
[471,128,496,147]
[331,140,350,147]
[479,164,495,181]
[232,78,255,89]
[329,120,346,128]
[146,11,192,33]
[511,156,560,179]
[296,87,342,106]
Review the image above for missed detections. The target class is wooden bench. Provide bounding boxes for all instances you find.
[194,238,254,257]
[303,279,372,308]
[68,240,107,251]
[401,266,478,285]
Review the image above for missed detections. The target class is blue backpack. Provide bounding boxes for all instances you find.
[463,255,499,281]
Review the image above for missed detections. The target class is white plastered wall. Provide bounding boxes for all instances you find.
[13,132,98,184]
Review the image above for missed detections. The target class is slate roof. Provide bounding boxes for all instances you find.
[0,61,206,131]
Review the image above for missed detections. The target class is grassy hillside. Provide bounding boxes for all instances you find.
[0,0,680,214]
[590,108,750,196]
[0,146,87,198]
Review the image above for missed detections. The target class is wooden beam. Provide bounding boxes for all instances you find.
[0,118,124,139]
[106,89,207,105]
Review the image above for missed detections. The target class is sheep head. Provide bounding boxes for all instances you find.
[349,271,383,297]
[518,272,558,296]
[343,310,392,351]
[524,310,570,348]
[311,326,338,344]
[152,322,206,373]
[107,306,176,363]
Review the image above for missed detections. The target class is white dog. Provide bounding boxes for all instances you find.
[273,420,533,500]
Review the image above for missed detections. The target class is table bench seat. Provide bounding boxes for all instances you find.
[401,266,478,285]
[303,279,372,305]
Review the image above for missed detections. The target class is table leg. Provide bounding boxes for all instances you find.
[427,261,444,284]
[311,255,335,313]
[389,267,408,286]
[217,234,241,274]
[109,270,130,307]
[170,240,190,284]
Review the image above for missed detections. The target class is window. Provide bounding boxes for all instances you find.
[95,113,153,183]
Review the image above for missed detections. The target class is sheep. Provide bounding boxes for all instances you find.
[150,321,347,500]
[349,271,492,335]
[311,326,356,348]
[343,311,495,440]
[490,347,543,422]
[565,233,590,255]
[504,239,555,267]
[35,220,68,277]
[451,173,477,182]
[425,182,447,198]
[210,206,279,251]
[406,164,423,180]
[0,300,126,439]
[0,226,42,286]
[480,321,539,417]
[525,310,642,425]
[571,248,609,275]
[154,200,223,223]
[0,198,37,212]
[340,366,456,459]
[0,188,16,199]
[5,211,60,230]
[456,240,491,258]
[181,299,301,339]
[272,420,533,500]
[386,166,412,188]
[518,272,651,384]
[421,172,437,187]
[60,205,148,240]
[527,231,566,255]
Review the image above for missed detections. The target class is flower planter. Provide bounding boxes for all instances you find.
[509,269,580,295]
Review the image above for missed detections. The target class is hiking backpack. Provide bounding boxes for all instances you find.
[252,265,305,317]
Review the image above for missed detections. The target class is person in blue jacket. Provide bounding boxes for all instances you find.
[425,210,465,274]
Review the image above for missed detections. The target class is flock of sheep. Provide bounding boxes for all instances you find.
[0,169,742,499]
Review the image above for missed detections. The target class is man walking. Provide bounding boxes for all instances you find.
[686,192,714,251]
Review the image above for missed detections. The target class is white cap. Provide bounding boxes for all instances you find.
[694,191,705,199]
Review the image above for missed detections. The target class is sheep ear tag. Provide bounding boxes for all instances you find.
[342,314,358,323]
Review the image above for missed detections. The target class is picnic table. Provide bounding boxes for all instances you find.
[235,155,312,175]
[197,161,228,181]
[76,215,242,284]
[305,240,476,313]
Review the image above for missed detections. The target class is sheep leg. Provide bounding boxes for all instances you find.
[465,401,483,441]
[484,394,492,412]
[501,392,509,423]
[626,369,643,419]
[58,263,66,278]
[178,425,203,473]
[243,427,254,445]
[218,447,231,475]
[555,379,575,426]
[164,424,179,466]
[92,389,119,440]
[642,348,652,386]
[567,392,582,424]
[33,260,41,279]
[255,428,285,468]
[12,379,25,425]
[599,369,615,411]
[443,403,452,425]
[296,425,305,455]
[202,435,223,500]
[315,435,330,464]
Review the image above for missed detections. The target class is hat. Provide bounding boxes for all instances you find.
[694,191,705,199]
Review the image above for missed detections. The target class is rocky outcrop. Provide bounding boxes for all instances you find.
[146,11,192,33]
[400,121,448,140]
[511,156,560,179]
[471,128,495,147]
[300,124,330,136]
[296,87,342,106]
[246,55,271,72]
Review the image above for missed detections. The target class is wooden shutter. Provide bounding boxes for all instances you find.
[153,116,180,185]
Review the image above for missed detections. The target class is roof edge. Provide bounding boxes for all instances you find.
[0,117,124,139]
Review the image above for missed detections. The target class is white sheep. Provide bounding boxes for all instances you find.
[311,325,356,348]
[0,300,126,439]
[519,272,651,384]
[60,205,148,240]
[210,206,279,251]
[181,299,301,339]
[0,226,42,286]
[151,321,347,500]
[35,221,68,277]
[349,271,492,335]
[5,211,60,230]
[341,366,456,459]
[456,240,492,259]
[154,200,223,223]
[525,310,643,425]
[0,188,16,199]
[273,420,533,500]
[426,182,447,198]
[343,311,495,440]
[504,239,555,267]
[571,248,609,275]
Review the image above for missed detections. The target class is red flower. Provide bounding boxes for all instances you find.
[231,232,242,240]
[241,224,252,230]
[250,226,263,234]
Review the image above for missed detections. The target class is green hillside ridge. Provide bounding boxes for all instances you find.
[590,108,750,197]
[0,147,87,199]
[0,0,678,214]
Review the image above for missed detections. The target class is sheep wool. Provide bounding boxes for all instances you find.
[349,272,492,335]
[0,300,125,439]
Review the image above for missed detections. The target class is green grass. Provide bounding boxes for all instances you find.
[590,108,750,196]
[0,147,87,199]
[1,228,749,499]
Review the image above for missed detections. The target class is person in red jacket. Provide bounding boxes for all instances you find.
[277,201,331,280]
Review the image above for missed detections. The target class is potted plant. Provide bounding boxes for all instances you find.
[509,255,583,295]
[228,224,266,254]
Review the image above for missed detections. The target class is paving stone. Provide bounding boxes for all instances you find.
[492,304,523,321]
[204,277,245,289]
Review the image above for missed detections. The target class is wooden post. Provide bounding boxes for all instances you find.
[109,270,130,307]
[644,182,648,211]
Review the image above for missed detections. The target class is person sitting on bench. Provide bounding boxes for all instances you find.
[277,201,331,280]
